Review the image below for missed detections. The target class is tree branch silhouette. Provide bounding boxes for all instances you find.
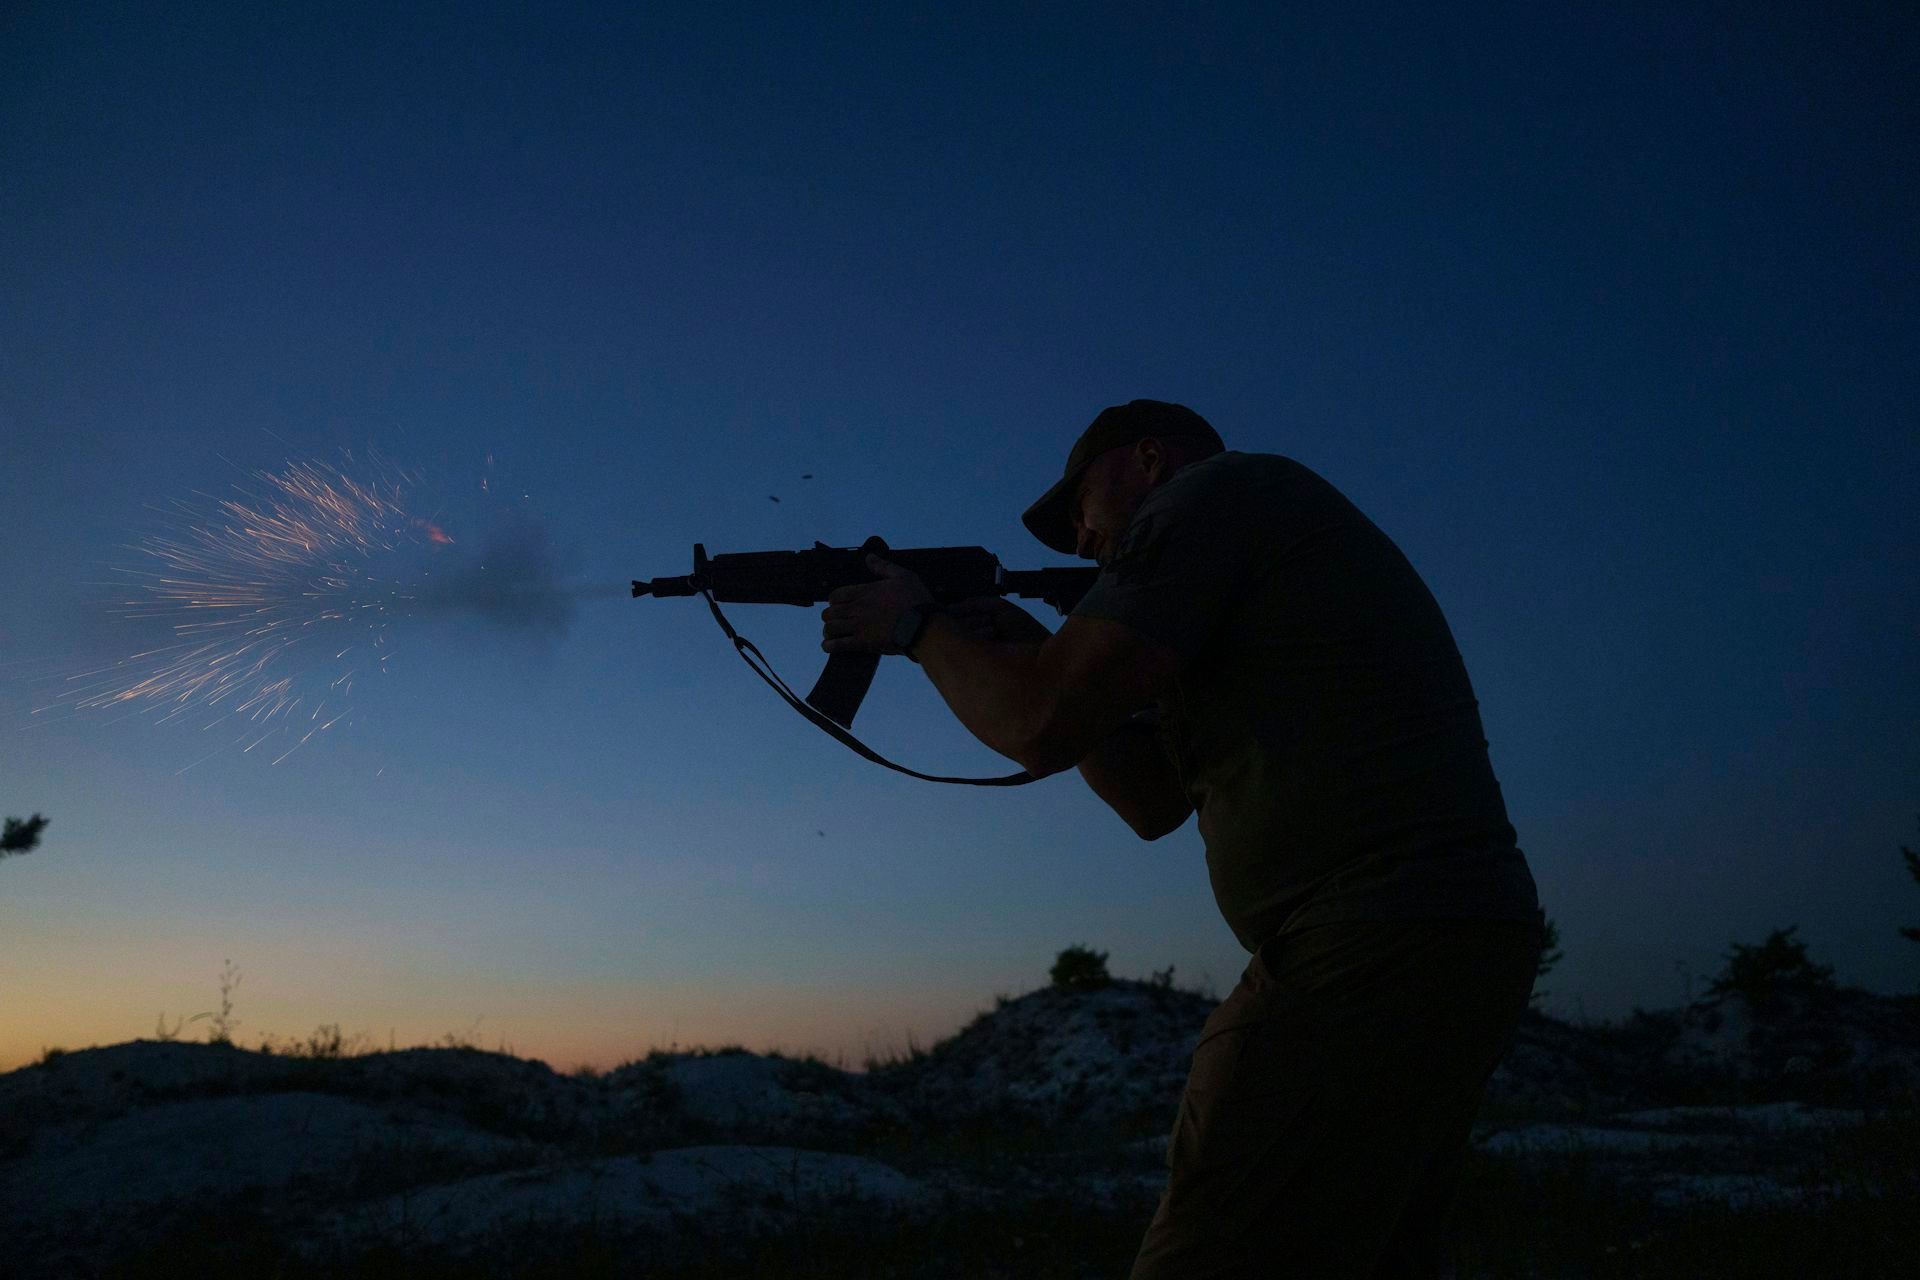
[2,813,49,860]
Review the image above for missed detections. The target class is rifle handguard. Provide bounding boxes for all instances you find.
[633,538,1099,774]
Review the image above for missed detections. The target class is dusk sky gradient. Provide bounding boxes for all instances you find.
[3,2,1916,1072]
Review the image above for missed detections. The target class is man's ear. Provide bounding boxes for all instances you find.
[1136,436,1171,483]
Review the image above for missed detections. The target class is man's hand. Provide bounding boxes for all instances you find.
[820,554,936,654]
[945,596,1054,648]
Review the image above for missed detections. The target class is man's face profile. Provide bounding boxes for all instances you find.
[1072,440,1169,564]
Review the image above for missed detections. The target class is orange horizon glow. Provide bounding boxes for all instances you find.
[0,975,997,1078]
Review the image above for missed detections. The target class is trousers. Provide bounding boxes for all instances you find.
[1130,914,1542,1279]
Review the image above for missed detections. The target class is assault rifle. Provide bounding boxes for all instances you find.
[632,538,1097,785]
[633,537,1096,728]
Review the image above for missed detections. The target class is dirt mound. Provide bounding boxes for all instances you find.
[3,982,1914,1277]
[871,980,1212,1133]
[606,1048,907,1145]
[1485,989,1920,1119]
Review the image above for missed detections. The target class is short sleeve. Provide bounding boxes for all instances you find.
[1069,456,1259,659]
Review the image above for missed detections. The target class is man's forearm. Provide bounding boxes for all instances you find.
[909,616,1057,771]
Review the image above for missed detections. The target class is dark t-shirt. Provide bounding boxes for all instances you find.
[1071,451,1540,952]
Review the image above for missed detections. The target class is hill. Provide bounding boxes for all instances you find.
[1,978,1915,1277]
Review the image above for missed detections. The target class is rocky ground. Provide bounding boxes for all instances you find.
[1,978,1915,1278]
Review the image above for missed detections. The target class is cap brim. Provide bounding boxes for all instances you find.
[1021,467,1085,557]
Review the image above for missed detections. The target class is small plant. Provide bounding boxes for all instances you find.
[157,1009,215,1041]
[860,1029,925,1072]
[1533,917,1563,1005]
[435,1016,488,1051]
[1049,944,1111,991]
[304,1024,350,1058]
[1707,926,1836,1007]
[206,959,241,1045]
[261,1023,366,1059]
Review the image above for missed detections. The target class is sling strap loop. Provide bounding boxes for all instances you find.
[700,590,1036,787]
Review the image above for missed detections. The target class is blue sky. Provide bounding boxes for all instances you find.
[3,2,1915,1069]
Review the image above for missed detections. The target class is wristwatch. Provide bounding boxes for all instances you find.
[893,601,943,661]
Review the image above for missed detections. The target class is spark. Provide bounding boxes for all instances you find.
[51,453,448,764]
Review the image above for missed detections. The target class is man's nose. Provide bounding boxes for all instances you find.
[1074,525,1099,560]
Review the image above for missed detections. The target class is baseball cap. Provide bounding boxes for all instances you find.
[1021,399,1223,555]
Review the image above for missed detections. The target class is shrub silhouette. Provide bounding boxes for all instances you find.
[1,813,48,861]
[1532,917,1563,1006]
[1901,819,1919,947]
[1050,945,1112,991]
[1707,926,1836,1009]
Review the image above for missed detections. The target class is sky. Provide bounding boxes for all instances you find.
[2,1,1915,1072]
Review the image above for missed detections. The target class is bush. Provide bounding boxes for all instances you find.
[1706,926,1836,1007]
[1049,945,1111,991]
[1533,917,1563,1005]
[1901,819,1919,947]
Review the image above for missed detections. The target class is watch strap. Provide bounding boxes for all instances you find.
[901,601,944,662]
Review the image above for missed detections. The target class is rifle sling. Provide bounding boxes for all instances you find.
[701,590,1037,787]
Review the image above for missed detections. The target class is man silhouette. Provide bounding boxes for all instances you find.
[822,399,1543,1277]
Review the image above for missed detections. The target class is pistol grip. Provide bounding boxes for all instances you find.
[806,651,881,729]
[804,534,891,728]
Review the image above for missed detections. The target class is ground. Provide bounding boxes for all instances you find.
[2,979,1915,1277]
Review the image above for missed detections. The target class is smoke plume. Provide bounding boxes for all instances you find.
[410,509,581,641]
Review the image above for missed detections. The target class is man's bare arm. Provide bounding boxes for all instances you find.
[910,612,1182,778]
[1077,719,1192,840]
[819,561,1183,778]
